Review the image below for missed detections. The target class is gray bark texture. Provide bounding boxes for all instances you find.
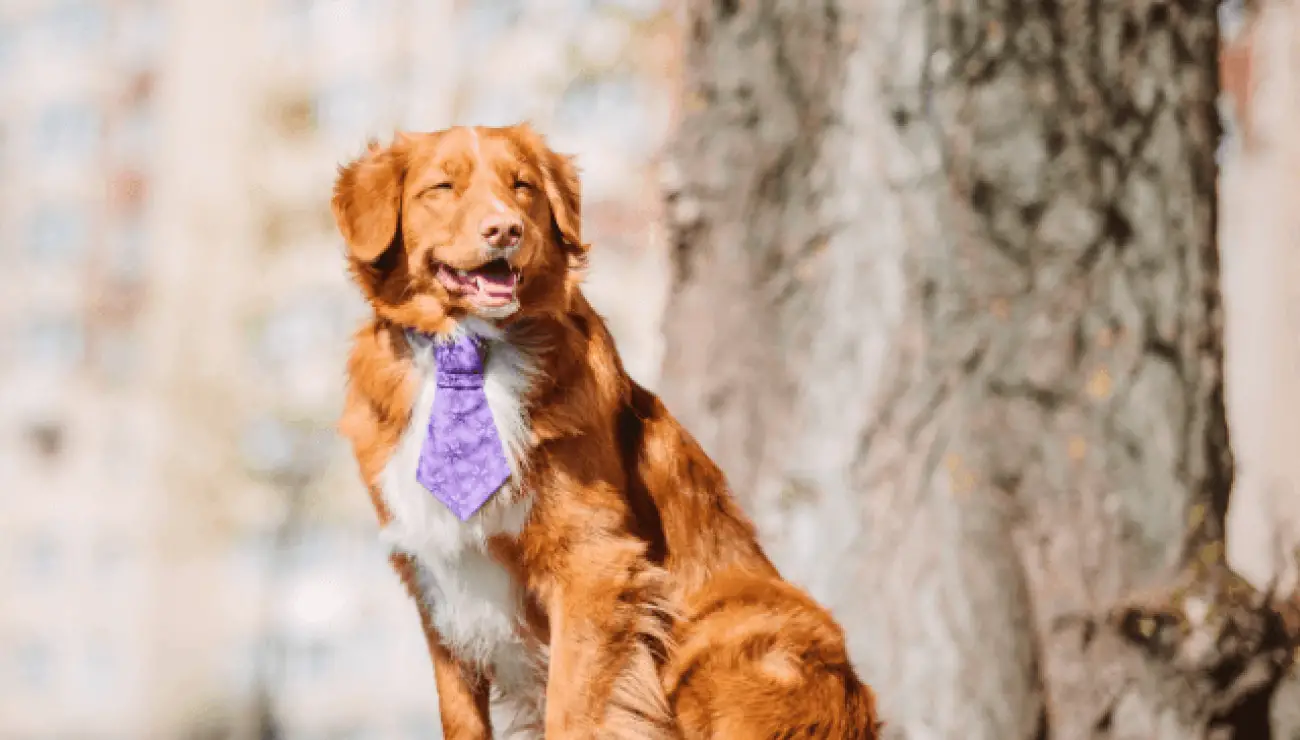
[658,1,1298,738]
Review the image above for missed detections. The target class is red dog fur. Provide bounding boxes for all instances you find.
[332,124,880,739]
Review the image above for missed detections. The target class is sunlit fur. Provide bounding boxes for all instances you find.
[333,124,881,740]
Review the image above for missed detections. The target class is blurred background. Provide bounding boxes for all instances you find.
[0,1,674,737]
[0,0,1297,738]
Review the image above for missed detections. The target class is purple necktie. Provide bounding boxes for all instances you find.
[415,334,511,521]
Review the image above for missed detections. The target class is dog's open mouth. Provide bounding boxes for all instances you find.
[435,258,520,308]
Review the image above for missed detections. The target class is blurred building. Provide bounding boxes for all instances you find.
[1220,0,1300,598]
[0,0,675,738]
[0,1,169,737]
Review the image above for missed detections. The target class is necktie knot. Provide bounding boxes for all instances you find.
[433,335,486,389]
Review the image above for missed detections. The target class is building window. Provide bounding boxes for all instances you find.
[84,643,118,694]
[403,715,440,740]
[303,639,334,682]
[26,421,66,460]
[272,90,317,138]
[0,21,12,72]
[223,638,260,692]
[27,205,90,262]
[254,298,338,372]
[117,2,167,69]
[267,0,315,52]
[462,0,522,39]
[24,315,85,375]
[17,533,61,584]
[555,75,646,148]
[239,416,298,478]
[460,91,529,131]
[96,326,140,385]
[45,0,107,46]
[287,529,335,571]
[356,0,393,20]
[111,106,154,166]
[110,170,149,214]
[38,102,103,160]
[232,531,274,580]
[92,537,131,580]
[106,218,148,283]
[122,71,156,110]
[313,80,379,141]
[15,641,53,691]
[599,0,662,18]
[1220,0,1246,39]
[100,415,145,485]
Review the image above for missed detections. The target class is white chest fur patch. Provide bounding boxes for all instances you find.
[378,319,545,728]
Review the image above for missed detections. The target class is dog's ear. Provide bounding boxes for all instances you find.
[332,140,405,263]
[541,148,584,259]
[514,123,586,261]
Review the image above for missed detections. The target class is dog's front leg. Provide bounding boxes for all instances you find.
[391,552,493,740]
[521,479,674,739]
[544,539,671,739]
[429,637,493,740]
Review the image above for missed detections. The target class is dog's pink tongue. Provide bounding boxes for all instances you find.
[470,262,517,299]
[436,262,517,301]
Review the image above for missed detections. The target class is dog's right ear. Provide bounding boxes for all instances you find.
[332,140,404,263]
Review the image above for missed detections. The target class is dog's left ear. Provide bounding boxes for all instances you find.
[541,148,584,260]
[514,124,586,261]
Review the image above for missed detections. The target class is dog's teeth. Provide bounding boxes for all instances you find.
[475,276,485,291]
[456,268,469,278]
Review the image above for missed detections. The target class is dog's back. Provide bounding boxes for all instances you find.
[616,380,882,739]
[662,570,880,739]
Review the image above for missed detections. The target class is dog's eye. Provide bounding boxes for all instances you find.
[513,179,533,193]
[423,182,454,196]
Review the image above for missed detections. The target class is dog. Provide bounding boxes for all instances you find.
[332,123,881,739]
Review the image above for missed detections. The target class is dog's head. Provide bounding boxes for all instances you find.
[331,124,585,333]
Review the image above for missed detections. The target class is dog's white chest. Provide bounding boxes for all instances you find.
[377,327,544,705]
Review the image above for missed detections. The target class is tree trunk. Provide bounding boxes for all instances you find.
[659,1,1296,738]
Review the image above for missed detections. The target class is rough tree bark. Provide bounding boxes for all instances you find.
[659,1,1297,738]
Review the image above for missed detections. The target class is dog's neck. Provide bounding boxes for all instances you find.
[405,314,509,348]
[392,291,614,390]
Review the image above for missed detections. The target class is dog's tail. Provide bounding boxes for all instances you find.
[663,569,882,740]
